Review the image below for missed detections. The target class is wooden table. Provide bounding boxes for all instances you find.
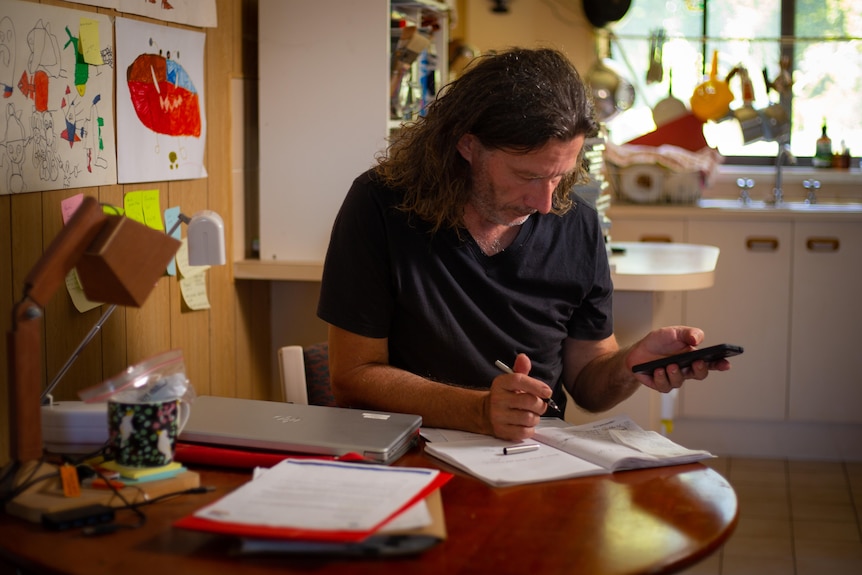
[0,445,738,575]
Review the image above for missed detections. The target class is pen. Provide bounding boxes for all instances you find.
[494,360,562,413]
[503,444,540,455]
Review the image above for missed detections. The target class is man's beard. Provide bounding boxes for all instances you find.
[469,169,534,227]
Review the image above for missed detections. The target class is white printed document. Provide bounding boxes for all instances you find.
[423,415,713,487]
[174,459,449,542]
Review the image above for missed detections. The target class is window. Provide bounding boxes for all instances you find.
[608,0,861,165]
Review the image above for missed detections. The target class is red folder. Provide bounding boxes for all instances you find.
[173,465,451,543]
[173,442,370,469]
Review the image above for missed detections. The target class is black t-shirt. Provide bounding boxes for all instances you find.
[318,169,614,410]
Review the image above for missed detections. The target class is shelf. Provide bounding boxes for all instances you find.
[234,259,323,282]
[391,0,449,13]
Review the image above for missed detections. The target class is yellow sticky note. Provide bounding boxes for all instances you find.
[175,238,209,278]
[180,273,211,310]
[66,269,102,313]
[141,190,165,231]
[123,191,145,224]
[79,18,104,66]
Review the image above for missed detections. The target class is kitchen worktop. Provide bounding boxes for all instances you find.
[610,242,719,291]
[608,199,862,222]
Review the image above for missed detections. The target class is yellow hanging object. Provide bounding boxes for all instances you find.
[690,50,734,122]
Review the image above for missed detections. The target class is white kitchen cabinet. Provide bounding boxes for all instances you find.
[788,222,862,423]
[610,218,686,243]
[683,220,792,420]
[609,205,862,458]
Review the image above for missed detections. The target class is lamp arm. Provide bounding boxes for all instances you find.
[7,196,107,465]
[23,197,107,307]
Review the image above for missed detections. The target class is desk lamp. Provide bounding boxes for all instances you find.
[2,196,225,508]
[41,208,225,403]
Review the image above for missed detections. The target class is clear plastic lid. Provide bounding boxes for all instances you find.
[79,349,195,404]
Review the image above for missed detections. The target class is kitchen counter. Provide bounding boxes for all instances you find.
[610,242,719,291]
[608,199,862,223]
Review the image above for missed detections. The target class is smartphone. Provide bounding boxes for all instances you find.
[632,344,744,375]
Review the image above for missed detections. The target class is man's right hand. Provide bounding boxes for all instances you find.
[486,353,553,440]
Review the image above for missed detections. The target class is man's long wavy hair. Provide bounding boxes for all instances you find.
[375,47,600,234]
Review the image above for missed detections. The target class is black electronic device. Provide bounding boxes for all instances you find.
[632,344,744,375]
[42,504,115,531]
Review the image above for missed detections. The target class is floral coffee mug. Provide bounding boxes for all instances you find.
[108,399,190,468]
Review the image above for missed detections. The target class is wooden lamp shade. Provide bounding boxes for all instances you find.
[76,216,180,307]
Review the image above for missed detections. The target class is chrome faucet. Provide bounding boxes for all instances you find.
[772,143,796,204]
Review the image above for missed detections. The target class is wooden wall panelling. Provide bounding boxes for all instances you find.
[96,184,129,381]
[165,178,210,398]
[1,195,11,460]
[227,0,270,401]
[235,280,271,400]
[4,187,46,468]
[1,0,274,468]
[203,1,239,399]
[42,189,104,402]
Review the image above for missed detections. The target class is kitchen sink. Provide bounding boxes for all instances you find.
[698,198,862,212]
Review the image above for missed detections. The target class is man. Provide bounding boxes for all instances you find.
[318,48,729,441]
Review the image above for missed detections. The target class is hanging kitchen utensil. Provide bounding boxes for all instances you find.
[728,65,764,144]
[646,29,665,84]
[588,59,635,121]
[760,56,792,142]
[763,55,793,99]
[761,103,790,142]
[582,0,632,29]
[690,50,734,122]
[652,69,687,127]
[586,32,635,122]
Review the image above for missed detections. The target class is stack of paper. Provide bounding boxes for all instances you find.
[95,461,188,485]
[175,459,450,555]
[423,415,713,487]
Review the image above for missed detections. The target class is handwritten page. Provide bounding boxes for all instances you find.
[424,436,605,487]
[424,416,713,486]
[190,459,441,534]
[535,416,713,472]
[421,417,569,444]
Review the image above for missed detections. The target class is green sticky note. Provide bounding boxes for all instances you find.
[123,191,145,224]
[142,190,165,231]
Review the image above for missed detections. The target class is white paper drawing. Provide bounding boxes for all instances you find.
[64,0,218,28]
[115,18,206,184]
[0,0,116,195]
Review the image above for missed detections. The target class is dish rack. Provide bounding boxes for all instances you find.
[605,162,704,205]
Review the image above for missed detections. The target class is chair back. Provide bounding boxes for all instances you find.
[278,342,335,407]
[303,342,336,407]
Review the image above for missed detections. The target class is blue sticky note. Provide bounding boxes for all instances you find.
[165,206,182,276]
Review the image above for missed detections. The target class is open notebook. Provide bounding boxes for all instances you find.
[179,396,422,465]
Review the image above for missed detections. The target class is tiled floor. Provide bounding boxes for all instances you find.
[680,457,862,575]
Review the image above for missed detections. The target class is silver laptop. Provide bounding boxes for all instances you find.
[179,396,422,464]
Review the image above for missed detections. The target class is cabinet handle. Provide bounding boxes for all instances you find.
[640,235,673,243]
[806,237,840,252]
[745,237,779,252]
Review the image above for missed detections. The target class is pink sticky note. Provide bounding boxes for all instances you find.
[61,194,85,225]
